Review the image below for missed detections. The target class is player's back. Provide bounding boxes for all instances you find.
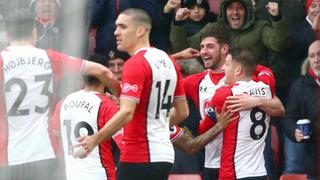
[120,47,182,163]
[220,80,272,179]
[58,90,116,180]
[0,45,55,165]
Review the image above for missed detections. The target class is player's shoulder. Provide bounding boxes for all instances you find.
[217,84,234,92]
[214,84,233,99]
[255,65,274,77]
[184,71,207,82]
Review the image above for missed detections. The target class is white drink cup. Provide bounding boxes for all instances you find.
[296,119,311,139]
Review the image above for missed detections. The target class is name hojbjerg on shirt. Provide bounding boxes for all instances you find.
[3,56,51,73]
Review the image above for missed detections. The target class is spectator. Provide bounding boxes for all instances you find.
[132,0,170,51]
[30,0,63,51]
[282,40,320,180]
[105,49,129,81]
[163,0,216,37]
[90,0,131,59]
[170,0,290,68]
[0,9,118,180]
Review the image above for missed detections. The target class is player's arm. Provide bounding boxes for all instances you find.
[82,61,121,96]
[226,94,285,117]
[173,103,238,155]
[169,97,189,126]
[169,60,189,126]
[76,98,136,157]
[171,48,200,60]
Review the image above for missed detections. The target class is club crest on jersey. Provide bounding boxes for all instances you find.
[203,99,211,115]
[169,126,177,134]
[122,83,138,93]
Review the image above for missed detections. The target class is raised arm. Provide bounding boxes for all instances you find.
[171,48,200,60]
[82,61,121,96]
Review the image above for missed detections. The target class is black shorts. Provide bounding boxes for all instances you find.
[117,162,172,180]
[202,167,219,180]
[0,158,65,180]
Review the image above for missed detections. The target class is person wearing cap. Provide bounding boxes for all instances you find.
[164,0,216,37]
[105,49,129,81]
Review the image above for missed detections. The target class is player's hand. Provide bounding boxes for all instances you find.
[265,2,279,16]
[226,93,260,112]
[73,134,99,158]
[216,102,239,130]
[174,48,200,60]
[312,14,320,30]
[164,0,181,13]
[175,7,190,21]
[295,129,304,142]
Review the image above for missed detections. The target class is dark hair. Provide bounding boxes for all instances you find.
[201,27,229,45]
[83,58,102,86]
[181,0,210,13]
[82,75,100,86]
[121,8,152,31]
[5,9,35,40]
[229,47,256,76]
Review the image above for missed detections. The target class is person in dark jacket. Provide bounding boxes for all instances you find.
[170,0,290,68]
[90,0,132,57]
[283,40,320,180]
[30,0,63,51]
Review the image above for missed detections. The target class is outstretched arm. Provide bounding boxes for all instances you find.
[171,48,200,60]
[172,103,238,155]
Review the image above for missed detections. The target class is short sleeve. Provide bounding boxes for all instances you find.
[120,57,146,102]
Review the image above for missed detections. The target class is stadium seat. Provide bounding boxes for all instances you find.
[168,174,202,180]
[279,174,307,180]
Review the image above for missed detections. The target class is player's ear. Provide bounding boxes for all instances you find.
[221,44,230,55]
[235,65,242,75]
[136,26,145,38]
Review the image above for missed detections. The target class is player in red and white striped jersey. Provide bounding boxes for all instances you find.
[179,28,283,180]
[202,48,284,180]
[77,9,189,180]
[0,9,118,180]
[51,74,122,180]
